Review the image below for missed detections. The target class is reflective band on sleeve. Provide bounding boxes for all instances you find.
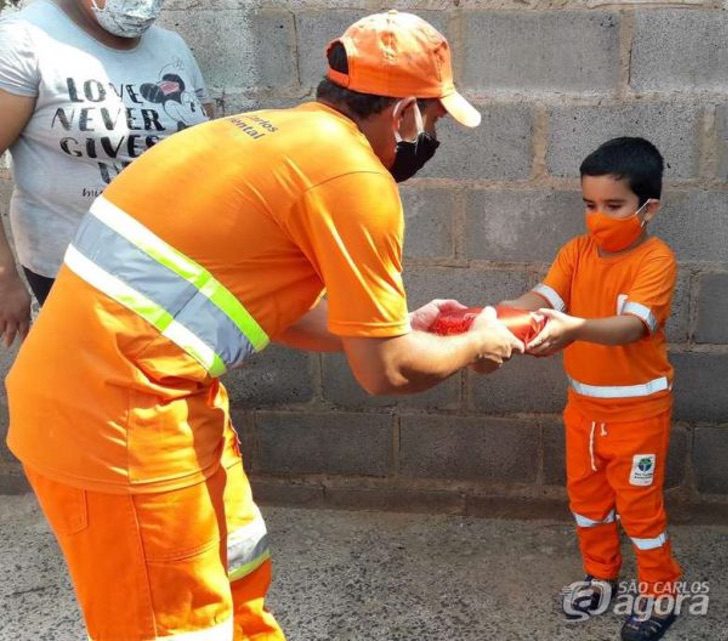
[569,376,670,399]
[152,617,233,641]
[227,507,271,582]
[631,532,668,551]
[532,283,566,312]
[65,196,270,375]
[573,509,616,528]
[622,301,658,334]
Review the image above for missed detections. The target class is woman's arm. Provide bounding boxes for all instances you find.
[0,88,35,347]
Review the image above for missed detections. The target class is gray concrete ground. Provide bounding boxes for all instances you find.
[1,494,726,641]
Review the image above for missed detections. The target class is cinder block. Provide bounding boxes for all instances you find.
[400,187,456,260]
[466,496,570,521]
[403,267,531,310]
[469,353,568,415]
[671,352,728,424]
[157,10,296,91]
[324,486,465,515]
[693,426,728,494]
[0,343,19,465]
[462,12,619,93]
[255,411,393,476]
[321,352,461,410]
[219,94,301,118]
[665,425,688,490]
[223,344,314,408]
[665,269,690,344]
[0,176,12,219]
[542,419,566,486]
[229,408,255,468]
[716,105,728,180]
[249,477,325,507]
[0,403,12,464]
[653,191,728,263]
[295,10,449,90]
[464,189,585,263]
[399,415,539,482]
[547,103,701,180]
[695,273,728,344]
[295,10,366,89]
[418,104,532,181]
[632,12,728,93]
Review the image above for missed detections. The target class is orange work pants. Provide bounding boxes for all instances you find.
[564,403,681,596]
[24,460,285,641]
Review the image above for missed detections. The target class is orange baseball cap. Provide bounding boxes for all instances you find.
[325,10,481,128]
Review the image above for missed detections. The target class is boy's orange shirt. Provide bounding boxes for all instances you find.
[6,102,410,493]
[534,234,676,421]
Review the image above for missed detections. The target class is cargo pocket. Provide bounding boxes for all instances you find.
[24,466,88,536]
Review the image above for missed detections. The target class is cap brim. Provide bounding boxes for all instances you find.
[440,91,481,128]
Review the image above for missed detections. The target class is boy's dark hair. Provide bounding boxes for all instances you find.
[580,137,665,205]
[316,43,397,119]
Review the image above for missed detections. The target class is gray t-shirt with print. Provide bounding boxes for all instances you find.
[0,0,210,277]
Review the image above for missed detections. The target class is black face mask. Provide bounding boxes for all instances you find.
[389,131,440,183]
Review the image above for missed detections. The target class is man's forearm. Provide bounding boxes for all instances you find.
[273,300,343,352]
[343,329,501,396]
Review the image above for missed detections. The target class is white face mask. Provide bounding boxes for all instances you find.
[91,0,163,38]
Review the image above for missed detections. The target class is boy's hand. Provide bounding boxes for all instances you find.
[526,308,583,356]
[409,299,468,332]
[469,306,525,373]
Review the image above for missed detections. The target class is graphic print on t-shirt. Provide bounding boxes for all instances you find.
[51,58,206,188]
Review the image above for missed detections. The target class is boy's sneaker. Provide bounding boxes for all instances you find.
[621,611,677,641]
[561,575,618,621]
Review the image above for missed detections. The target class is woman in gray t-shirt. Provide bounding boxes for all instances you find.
[0,0,213,346]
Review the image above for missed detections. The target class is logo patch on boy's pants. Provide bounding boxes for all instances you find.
[630,454,656,486]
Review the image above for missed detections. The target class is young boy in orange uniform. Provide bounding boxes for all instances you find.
[503,137,681,641]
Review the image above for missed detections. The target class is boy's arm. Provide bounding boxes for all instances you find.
[527,308,645,356]
[502,238,581,313]
[500,291,552,312]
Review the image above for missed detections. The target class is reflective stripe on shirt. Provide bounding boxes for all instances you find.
[532,283,566,312]
[569,376,670,399]
[622,301,659,334]
[64,196,269,376]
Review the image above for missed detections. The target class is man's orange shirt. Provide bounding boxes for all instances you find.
[7,102,410,493]
[536,234,676,421]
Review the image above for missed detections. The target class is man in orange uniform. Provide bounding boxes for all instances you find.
[503,138,681,641]
[5,11,523,641]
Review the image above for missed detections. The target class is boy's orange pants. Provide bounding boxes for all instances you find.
[24,460,285,641]
[564,403,681,596]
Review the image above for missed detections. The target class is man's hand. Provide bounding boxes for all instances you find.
[0,271,31,348]
[409,298,468,332]
[469,306,525,374]
[526,308,582,356]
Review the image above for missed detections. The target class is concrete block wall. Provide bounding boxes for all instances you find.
[2,0,728,514]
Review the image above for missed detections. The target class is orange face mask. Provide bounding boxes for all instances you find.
[585,201,649,252]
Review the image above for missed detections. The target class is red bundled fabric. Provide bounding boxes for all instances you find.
[428,305,546,344]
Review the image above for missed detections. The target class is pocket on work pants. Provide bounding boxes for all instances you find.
[24,465,88,536]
